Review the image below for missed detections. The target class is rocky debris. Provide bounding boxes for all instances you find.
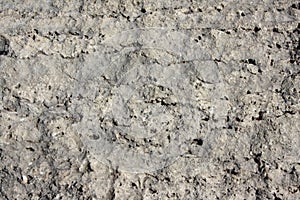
[0,0,299,199]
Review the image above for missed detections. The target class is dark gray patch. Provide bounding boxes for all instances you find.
[0,36,9,56]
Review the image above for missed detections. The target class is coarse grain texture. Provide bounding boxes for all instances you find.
[0,0,299,199]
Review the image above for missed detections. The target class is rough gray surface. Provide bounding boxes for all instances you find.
[0,0,299,199]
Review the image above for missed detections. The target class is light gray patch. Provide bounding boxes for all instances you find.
[75,28,225,173]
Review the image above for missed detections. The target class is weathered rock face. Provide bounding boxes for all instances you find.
[0,1,299,199]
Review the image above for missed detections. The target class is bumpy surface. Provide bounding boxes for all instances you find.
[0,0,299,199]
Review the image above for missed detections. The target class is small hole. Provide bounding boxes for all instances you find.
[276,43,281,49]
[254,27,261,32]
[248,59,256,65]
[192,138,203,146]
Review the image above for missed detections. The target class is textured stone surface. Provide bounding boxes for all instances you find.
[0,0,299,199]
